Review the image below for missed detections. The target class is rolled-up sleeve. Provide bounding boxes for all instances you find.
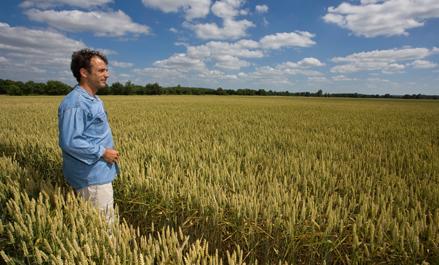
[59,107,105,165]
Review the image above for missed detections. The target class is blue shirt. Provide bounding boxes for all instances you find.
[58,85,119,190]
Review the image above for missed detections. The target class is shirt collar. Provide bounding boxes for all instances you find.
[75,85,100,101]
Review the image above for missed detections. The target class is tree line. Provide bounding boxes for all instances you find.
[0,79,437,99]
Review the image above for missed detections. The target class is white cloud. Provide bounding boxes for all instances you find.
[187,40,263,60]
[153,53,207,72]
[383,63,406,73]
[308,76,328,82]
[237,39,260,49]
[214,55,250,70]
[151,40,261,72]
[131,31,325,89]
[217,57,326,87]
[211,0,245,19]
[276,60,325,76]
[0,22,86,82]
[26,9,150,37]
[332,48,431,63]
[142,0,211,20]
[239,9,249,16]
[189,18,254,40]
[20,0,112,9]
[360,0,384,4]
[255,5,268,14]
[142,31,320,77]
[0,56,8,64]
[298,57,325,67]
[260,31,316,49]
[112,61,134,68]
[135,65,243,88]
[411,60,437,69]
[0,22,85,58]
[323,0,439,37]
[137,63,325,91]
[331,47,436,73]
[241,66,289,86]
[134,67,187,86]
[262,17,269,27]
[332,75,357,81]
[187,0,255,40]
[367,77,391,83]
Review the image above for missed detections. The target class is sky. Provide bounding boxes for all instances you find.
[0,0,438,95]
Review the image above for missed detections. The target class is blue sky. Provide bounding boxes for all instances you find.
[0,0,438,94]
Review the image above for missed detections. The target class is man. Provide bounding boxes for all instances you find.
[58,48,119,225]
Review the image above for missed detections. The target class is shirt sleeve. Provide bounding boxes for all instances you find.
[59,107,105,165]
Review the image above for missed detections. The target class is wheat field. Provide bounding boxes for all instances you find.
[1,95,438,264]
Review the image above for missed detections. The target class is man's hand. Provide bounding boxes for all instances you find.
[102,148,119,164]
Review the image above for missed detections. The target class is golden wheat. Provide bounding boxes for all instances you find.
[1,95,438,264]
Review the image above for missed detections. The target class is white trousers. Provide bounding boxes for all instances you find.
[77,182,115,226]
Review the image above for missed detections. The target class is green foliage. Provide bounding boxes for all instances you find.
[1,78,438,98]
[109,81,124,95]
[0,79,63,95]
[5,84,23,95]
[144,83,162,95]
[46,80,71,95]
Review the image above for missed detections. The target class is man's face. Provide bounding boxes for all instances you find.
[86,56,109,90]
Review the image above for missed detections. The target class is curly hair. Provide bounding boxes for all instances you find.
[70,48,108,83]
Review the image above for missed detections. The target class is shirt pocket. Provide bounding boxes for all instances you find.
[91,112,108,135]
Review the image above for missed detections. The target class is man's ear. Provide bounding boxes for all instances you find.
[79,68,88,79]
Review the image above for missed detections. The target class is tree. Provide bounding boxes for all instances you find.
[145,83,162,95]
[256,89,267,96]
[0,79,15,94]
[98,85,110,95]
[216,87,226,95]
[33,82,48,95]
[23,81,36,95]
[316,89,323,97]
[123,81,136,95]
[46,80,70,95]
[6,84,23,95]
[1,79,24,95]
[110,82,124,94]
